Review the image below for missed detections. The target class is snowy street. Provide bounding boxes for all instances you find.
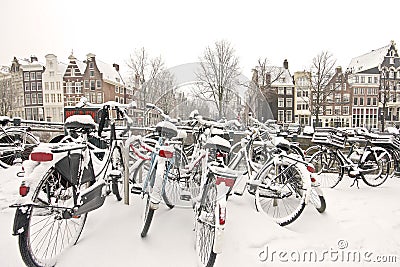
[1,165,400,267]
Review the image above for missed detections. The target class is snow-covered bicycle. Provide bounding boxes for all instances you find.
[10,99,134,267]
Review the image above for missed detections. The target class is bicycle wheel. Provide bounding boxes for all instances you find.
[110,145,125,201]
[0,129,39,168]
[195,174,217,267]
[162,149,188,208]
[309,188,326,213]
[141,165,157,238]
[255,163,306,226]
[361,148,390,187]
[309,150,343,188]
[18,167,88,267]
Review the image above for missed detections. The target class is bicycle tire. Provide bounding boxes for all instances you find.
[140,162,157,238]
[361,148,390,187]
[141,193,155,238]
[309,150,343,188]
[0,129,39,168]
[110,145,125,201]
[310,188,326,213]
[18,167,88,267]
[255,163,307,226]
[195,174,217,267]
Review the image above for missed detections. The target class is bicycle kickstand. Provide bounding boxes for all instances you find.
[350,177,360,189]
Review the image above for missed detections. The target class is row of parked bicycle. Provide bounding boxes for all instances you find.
[4,98,398,267]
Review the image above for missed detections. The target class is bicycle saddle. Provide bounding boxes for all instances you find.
[65,115,96,130]
[156,120,178,139]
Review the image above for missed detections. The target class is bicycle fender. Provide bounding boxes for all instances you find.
[12,205,32,236]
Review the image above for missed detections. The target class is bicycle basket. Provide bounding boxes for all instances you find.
[311,127,346,148]
[370,133,400,150]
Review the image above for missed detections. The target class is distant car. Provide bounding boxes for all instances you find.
[303,125,314,136]
[287,123,301,135]
[338,127,356,137]
[354,127,369,136]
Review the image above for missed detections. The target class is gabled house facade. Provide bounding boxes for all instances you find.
[43,54,67,122]
[294,71,311,126]
[346,42,399,129]
[63,52,85,107]
[318,67,352,127]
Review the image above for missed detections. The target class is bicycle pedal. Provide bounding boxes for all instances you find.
[131,186,142,195]
[180,194,191,201]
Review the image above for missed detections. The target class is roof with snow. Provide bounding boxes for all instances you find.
[347,45,390,74]
[96,59,124,86]
[57,62,68,75]
[260,66,293,87]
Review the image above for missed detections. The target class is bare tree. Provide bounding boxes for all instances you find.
[307,51,337,127]
[127,48,177,114]
[245,58,285,121]
[0,67,13,116]
[196,40,240,118]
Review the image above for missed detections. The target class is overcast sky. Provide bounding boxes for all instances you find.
[2,0,400,79]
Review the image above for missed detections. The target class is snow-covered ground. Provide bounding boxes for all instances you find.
[1,165,400,266]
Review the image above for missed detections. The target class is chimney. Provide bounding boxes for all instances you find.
[30,55,38,62]
[113,63,120,72]
[336,66,342,73]
[283,59,289,70]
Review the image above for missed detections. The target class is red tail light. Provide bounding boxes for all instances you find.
[216,152,226,158]
[216,176,235,187]
[311,177,316,183]
[307,165,315,173]
[159,150,174,158]
[31,152,53,162]
[219,206,226,225]
[19,183,29,197]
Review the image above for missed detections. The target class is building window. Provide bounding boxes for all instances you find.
[37,93,42,104]
[71,68,75,77]
[278,110,284,122]
[343,106,349,115]
[30,72,36,80]
[115,96,119,102]
[75,82,82,94]
[91,93,96,103]
[326,107,332,115]
[89,62,94,69]
[367,97,371,105]
[49,71,54,77]
[66,82,73,94]
[90,70,95,77]
[286,98,292,107]
[335,95,341,103]
[355,76,359,83]
[368,77,372,83]
[32,94,37,104]
[51,94,55,103]
[57,82,61,90]
[31,82,36,91]
[90,80,95,90]
[57,94,62,102]
[25,95,31,105]
[354,97,358,106]
[278,98,284,107]
[115,86,119,93]
[24,83,30,91]
[97,93,103,103]
[359,98,364,106]
[286,88,292,95]
[373,97,377,106]
[277,88,284,95]
[84,80,89,89]
[343,94,350,103]
[374,77,378,84]
[24,73,30,81]
[45,82,49,90]
[96,80,101,88]
[45,94,49,103]
[286,110,292,122]
[37,82,42,91]
[361,76,365,83]
[36,72,42,80]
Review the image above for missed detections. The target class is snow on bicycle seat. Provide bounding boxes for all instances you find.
[156,121,178,138]
[204,135,231,153]
[65,115,96,130]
